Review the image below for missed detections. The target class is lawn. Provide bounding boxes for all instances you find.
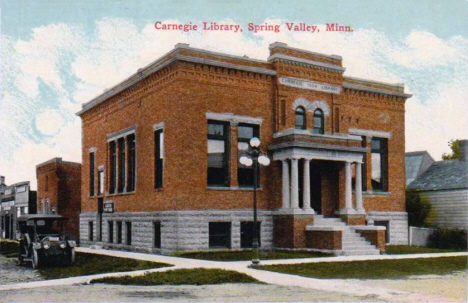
[38,253,171,279]
[0,240,171,280]
[175,250,332,261]
[0,240,20,258]
[92,268,260,285]
[386,245,467,254]
[258,256,467,279]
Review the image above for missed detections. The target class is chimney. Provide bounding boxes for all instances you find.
[460,140,468,162]
[0,176,5,185]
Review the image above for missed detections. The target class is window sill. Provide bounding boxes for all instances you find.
[154,188,164,192]
[106,191,136,197]
[207,186,263,191]
[362,191,391,196]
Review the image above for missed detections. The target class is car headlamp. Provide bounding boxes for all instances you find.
[68,240,76,248]
[42,241,50,250]
[60,242,66,249]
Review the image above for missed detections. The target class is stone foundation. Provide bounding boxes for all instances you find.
[80,210,274,254]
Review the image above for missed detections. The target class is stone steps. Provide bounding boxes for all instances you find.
[312,216,380,256]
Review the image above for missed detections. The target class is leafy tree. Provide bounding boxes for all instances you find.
[406,190,432,227]
[442,139,461,160]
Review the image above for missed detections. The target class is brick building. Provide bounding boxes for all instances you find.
[77,42,411,255]
[36,158,81,241]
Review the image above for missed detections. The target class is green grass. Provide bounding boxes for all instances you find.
[92,268,260,285]
[387,245,466,254]
[0,240,20,258]
[175,250,332,261]
[259,256,467,279]
[38,253,172,279]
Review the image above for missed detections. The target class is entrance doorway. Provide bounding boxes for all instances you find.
[310,161,322,214]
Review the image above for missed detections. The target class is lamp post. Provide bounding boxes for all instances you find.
[239,137,270,266]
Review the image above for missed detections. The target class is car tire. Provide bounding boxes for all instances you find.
[32,249,40,269]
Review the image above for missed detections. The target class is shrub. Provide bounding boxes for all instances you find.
[428,228,467,250]
[406,190,432,227]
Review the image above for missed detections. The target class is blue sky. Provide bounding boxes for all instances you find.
[0,0,467,188]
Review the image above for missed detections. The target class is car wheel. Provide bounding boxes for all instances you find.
[32,249,40,269]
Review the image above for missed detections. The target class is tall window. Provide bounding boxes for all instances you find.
[207,121,229,187]
[109,141,117,193]
[117,138,126,193]
[127,134,136,192]
[371,138,388,191]
[89,152,95,196]
[108,132,136,194]
[295,106,306,130]
[313,109,324,134]
[238,123,260,187]
[154,129,164,189]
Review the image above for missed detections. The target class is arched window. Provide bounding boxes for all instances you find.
[313,109,324,134]
[295,106,306,130]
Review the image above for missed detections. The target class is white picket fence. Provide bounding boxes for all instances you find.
[409,226,436,246]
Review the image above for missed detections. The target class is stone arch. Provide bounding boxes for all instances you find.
[308,100,330,116]
[292,98,311,111]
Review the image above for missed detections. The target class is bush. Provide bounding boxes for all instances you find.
[428,229,467,250]
[406,190,432,227]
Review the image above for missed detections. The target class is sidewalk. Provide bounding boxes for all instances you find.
[2,247,466,303]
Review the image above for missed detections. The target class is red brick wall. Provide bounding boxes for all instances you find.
[79,46,407,217]
[355,229,386,252]
[273,215,314,248]
[37,159,81,240]
[306,230,342,250]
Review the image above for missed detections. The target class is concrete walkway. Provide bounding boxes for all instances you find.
[2,247,467,303]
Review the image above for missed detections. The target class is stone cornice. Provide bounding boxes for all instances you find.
[206,112,263,125]
[269,42,343,61]
[107,125,137,142]
[269,140,367,154]
[343,82,412,98]
[268,53,345,73]
[348,128,392,139]
[77,51,276,117]
[273,128,362,141]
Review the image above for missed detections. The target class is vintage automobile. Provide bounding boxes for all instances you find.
[17,214,76,269]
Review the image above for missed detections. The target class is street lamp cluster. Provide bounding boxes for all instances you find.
[239,137,270,265]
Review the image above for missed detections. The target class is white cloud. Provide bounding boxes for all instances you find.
[391,31,468,68]
[1,18,468,189]
[35,109,65,136]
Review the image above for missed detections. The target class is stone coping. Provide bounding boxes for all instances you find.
[305,226,345,231]
[351,226,386,231]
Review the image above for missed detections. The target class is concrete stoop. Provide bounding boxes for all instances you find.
[310,216,381,256]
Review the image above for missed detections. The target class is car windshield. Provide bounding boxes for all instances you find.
[35,219,63,235]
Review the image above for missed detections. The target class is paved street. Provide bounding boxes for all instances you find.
[1,248,467,302]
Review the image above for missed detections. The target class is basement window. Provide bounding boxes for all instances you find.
[116,221,122,244]
[153,221,161,248]
[209,222,231,249]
